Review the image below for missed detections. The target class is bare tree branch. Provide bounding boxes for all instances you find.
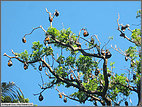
[93,35,101,45]
[117,13,141,46]
[24,26,45,37]
[55,88,80,102]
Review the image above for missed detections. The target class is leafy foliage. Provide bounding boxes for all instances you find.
[131,29,141,46]
[1,82,37,106]
[1,82,28,103]
[136,9,141,18]
[76,55,97,73]
[4,9,141,106]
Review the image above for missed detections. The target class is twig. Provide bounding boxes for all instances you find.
[76,28,84,43]
[93,35,101,45]
[51,54,59,64]
[117,47,125,55]
[4,50,41,64]
[69,66,78,80]
[24,26,41,37]
[45,8,55,27]
[47,57,50,65]
[47,69,51,76]
[101,39,111,50]
[83,46,94,50]
[111,45,136,64]
[71,66,81,80]
[39,72,44,85]
[132,23,141,26]
[117,13,120,31]
[55,87,80,102]
[128,27,133,33]
[111,45,125,56]
[40,25,46,33]
[61,47,63,56]
[3,53,17,59]
[80,37,90,43]
[33,80,56,96]
[45,8,49,14]
[51,55,54,68]
[89,94,105,106]
[116,13,140,46]
[45,69,54,79]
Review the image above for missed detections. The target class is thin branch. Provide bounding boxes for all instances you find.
[111,45,136,64]
[76,28,83,43]
[117,13,121,31]
[117,47,125,55]
[40,25,46,33]
[80,37,90,43]
[128,27,133,33]
[33,80,56,96]
[83,46,94,50]
[111,45,125,56]
[24,26,41,37]
[51,55,54,68]
[116,13,140,46]
[101,39,111,50]
[4,50,41,64]
[132,23,141,26]
[45,8,50,14]
[89,94,105,106]
[49,34,103,59]
[3,53,17,59]
[55,88,80,102]
[51,54,59,64]
[41,58,102,96]
[72,67,81,80]
[39,72,44,85]
[69,66,78,80]
[45,8,53,27]
[93,35,101,45]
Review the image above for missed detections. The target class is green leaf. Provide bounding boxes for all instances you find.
[110,62,115,66]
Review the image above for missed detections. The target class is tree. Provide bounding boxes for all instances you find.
[1,82,29,103]
[1,82,37,106]
[3,8,141,106]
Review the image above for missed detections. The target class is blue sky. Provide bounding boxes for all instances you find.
[1,1,141,106]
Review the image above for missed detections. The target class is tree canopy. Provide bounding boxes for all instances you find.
[1,82,29,103]
[3,9,141,106]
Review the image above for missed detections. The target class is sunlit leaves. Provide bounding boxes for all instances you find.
[109,36,114,40]
[46,27,60,36]
[110,62,115,66]
[131,29,141,46]
[46,27,77,48]
[70,91,88,103]
[55,66,68,78]
[18,50,29,61]
[65,56,75,67]
[136,10,141,18]
[32,41,43,50]
[125,46,138,61]
[1,82,29,103]
[76,55,97,73]
[18,41,53,61]
[57,55,65,64]
[83,78,98,91]
[108,74,130,101]
[31,41,53,60]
